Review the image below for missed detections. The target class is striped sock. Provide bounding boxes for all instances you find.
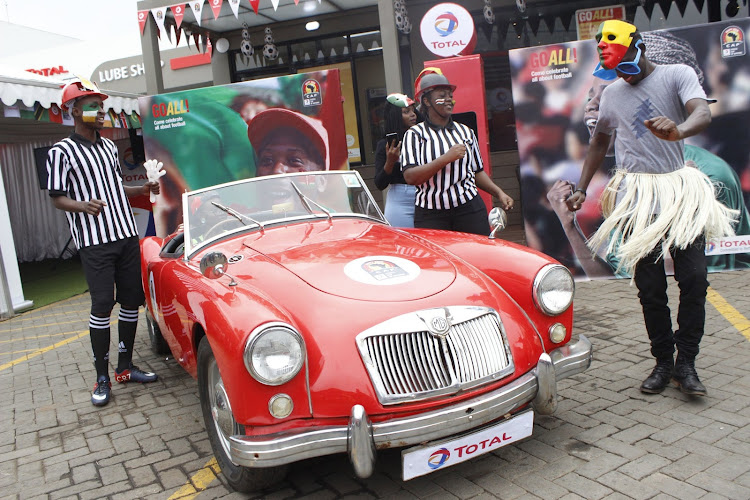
[89,314,111,379]
[117,307,139,372]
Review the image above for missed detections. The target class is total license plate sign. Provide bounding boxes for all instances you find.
[402,411,534,480]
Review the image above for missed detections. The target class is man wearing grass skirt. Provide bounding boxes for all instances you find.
[566,20,737,396]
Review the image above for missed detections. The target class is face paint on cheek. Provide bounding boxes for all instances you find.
[81,102,102,123]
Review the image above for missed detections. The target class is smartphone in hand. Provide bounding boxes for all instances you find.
[385,132,399,147]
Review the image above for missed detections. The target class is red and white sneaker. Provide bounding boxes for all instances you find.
[115,364,158,384]
[91,376,111,406]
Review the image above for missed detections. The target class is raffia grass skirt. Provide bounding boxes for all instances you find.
[588,164,738,276]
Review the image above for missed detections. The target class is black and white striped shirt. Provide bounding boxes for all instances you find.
[47,133,137,249]
[400,119,483,210]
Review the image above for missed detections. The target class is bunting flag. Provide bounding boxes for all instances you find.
[294,0,299,4]
[175,25,182,46]
[194,32,202,52]
[209,0,223,20]
[137,10,149,35]
[202,32,210,54]
[674,0,690,16]
[657,0,672,18]
[191,1,204,26]
[271,0,280,11]
[207,37,213,56]
[151,7,168,37]
[171,3,186,29]
[249,0,260,14]
[229,0,240,18]
[49,104,63,124]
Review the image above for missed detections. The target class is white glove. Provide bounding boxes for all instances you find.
[144,159,166,203]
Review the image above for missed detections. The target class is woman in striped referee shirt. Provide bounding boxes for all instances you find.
[400,69,513,235]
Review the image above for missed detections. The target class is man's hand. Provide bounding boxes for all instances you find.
[144,159,166,203]
[548,180,577,223]
[565,189,587,212]
[81,199,106,216]
[143,182,161,196]
[644,116,683,141]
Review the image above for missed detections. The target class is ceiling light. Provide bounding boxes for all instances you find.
[306,21,320,31]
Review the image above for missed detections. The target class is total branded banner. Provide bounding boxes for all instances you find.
[138,69,347,237]
[510,19,750,279]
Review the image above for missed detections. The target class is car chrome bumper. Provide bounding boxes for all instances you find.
[229,335,592,477]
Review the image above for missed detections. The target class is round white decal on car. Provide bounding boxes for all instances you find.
[344,256,421,285]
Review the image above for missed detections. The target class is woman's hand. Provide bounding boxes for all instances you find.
[384,141,401,174]
[497,190,514,210]
[446,143,467,162]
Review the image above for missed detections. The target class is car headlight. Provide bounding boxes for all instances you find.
[533,264,574,316]
[244,323,305,386]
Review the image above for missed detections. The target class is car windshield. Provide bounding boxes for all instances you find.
[183,171,386,258]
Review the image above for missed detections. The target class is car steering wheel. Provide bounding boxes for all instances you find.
[203,218,243,240]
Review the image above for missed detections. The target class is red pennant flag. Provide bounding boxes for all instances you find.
[207,37,213,56]
[294,0,299,4]
[137,10,149,35]
[249,0,260,14]
[209,0,223,20]
[171,3,186,29]
[49,104,63,124]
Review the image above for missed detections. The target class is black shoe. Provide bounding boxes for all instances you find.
[640,358,674,394]
[91,376,111,406]
[115,363,158,384]
[673,355,707,396]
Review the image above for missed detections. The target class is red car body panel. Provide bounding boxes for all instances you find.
[142,218,573,429]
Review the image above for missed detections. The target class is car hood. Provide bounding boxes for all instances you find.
[241,220,458,302]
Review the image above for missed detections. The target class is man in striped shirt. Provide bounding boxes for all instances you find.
[47,79,160,406]
[401,69,514,235]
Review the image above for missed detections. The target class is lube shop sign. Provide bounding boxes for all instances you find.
[420,3,476,57]
[98,63,146,82]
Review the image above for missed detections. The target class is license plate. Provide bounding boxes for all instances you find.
[402,411,534,480]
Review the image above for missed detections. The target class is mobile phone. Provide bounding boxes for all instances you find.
[385,132,398,146]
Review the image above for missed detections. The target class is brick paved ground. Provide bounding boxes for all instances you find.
[1,270,748,499]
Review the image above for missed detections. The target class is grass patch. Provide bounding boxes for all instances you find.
[19,256,88,309]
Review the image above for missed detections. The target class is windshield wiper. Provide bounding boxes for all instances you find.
[211,201,265,234]
[290,182,332,222]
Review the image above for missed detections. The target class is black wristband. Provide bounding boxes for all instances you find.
[574,188,587,197]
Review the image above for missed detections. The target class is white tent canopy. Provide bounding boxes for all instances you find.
[0,65,141,114]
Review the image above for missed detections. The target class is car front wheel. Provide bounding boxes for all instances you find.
[197,336,288,492]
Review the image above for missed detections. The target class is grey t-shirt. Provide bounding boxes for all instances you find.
[594,64,707,174]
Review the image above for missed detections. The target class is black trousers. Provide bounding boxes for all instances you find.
[633,238,708,361]
[414,196,490,236]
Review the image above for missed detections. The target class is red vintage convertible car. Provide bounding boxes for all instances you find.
[141,170,591,492]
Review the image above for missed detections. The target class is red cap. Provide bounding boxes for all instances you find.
[60,78,108,111]
[247,108,329,170]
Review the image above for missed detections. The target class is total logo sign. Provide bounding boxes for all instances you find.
[420,3,477,58]
[403,411,534,480]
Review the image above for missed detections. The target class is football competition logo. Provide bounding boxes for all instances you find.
[302,79,322,107]
[428,448,451,470]
[721,26,746,58]
[435,12,459,37]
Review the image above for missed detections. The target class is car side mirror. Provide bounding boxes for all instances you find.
[200,252,237,285]
[488,207,507,239]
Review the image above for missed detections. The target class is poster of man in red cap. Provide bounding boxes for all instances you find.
[138,69,347,237]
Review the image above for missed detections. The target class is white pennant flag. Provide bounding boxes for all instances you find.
[191,1,204,26]
[271,0,280,10]
[151,7,168,36]
[228,0,240,18]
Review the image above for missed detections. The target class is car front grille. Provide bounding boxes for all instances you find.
[356,306,514,405]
